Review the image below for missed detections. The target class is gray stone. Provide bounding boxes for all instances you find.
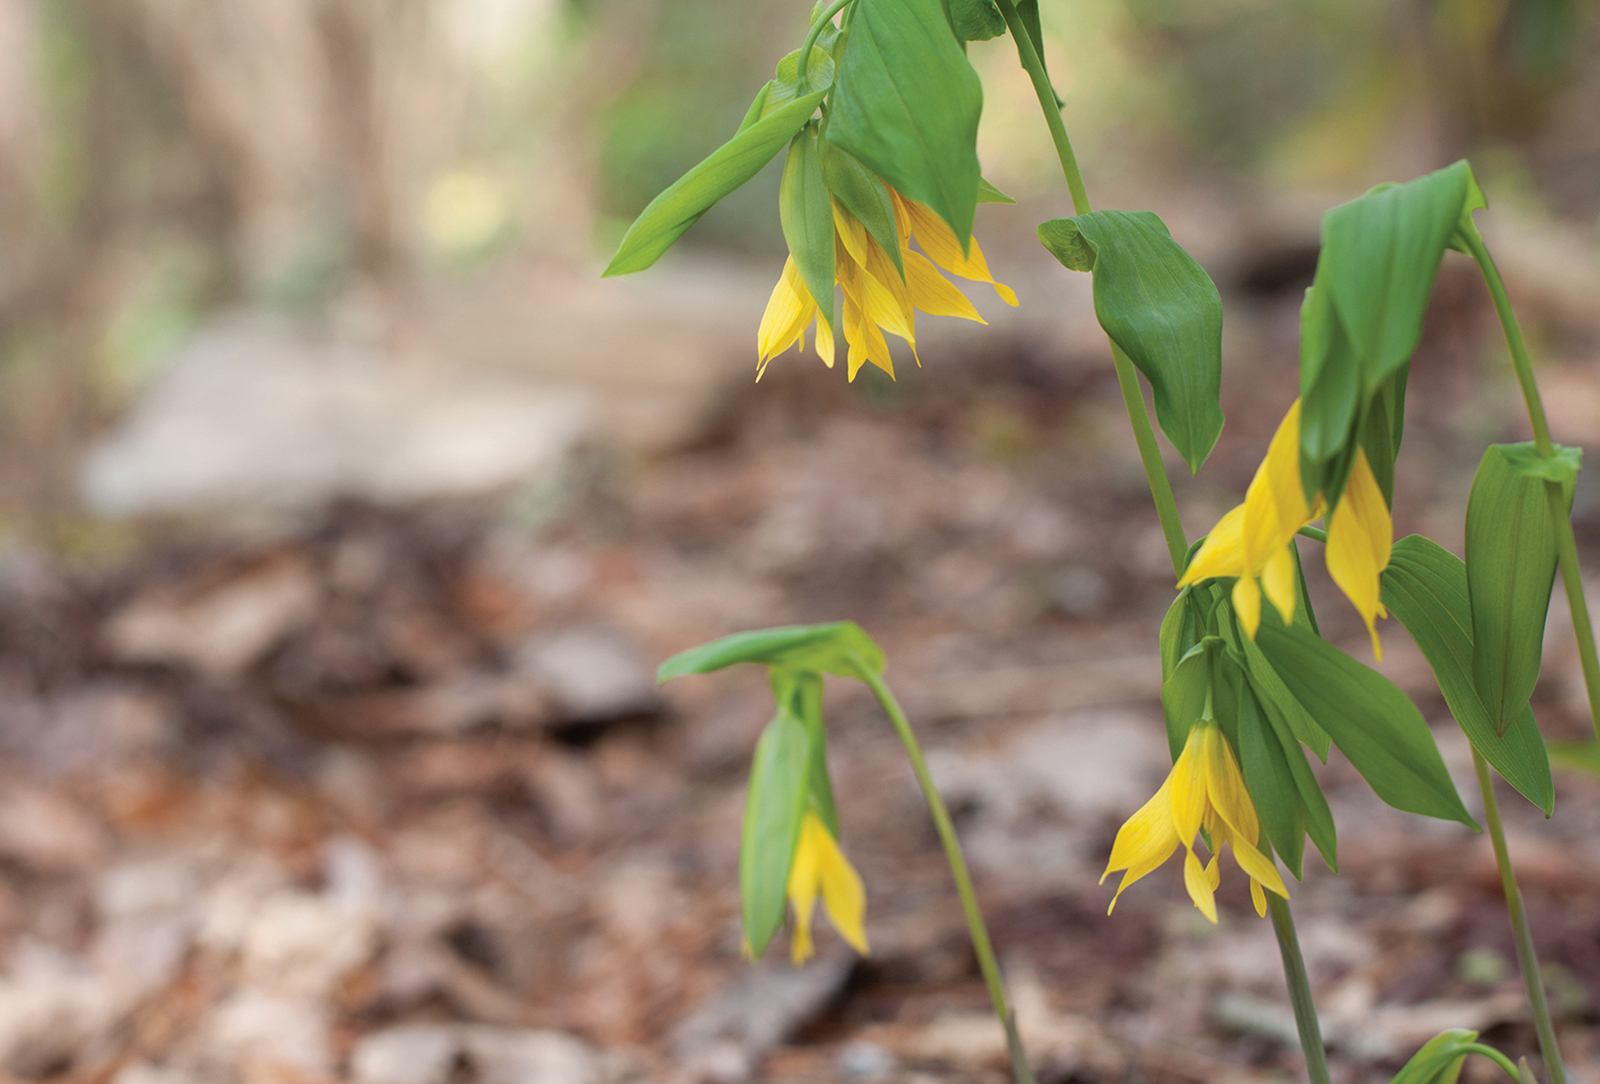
[516,626,660,723]
[672,957,853,1063]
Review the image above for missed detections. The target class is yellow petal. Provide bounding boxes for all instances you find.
[1103,773,1180,881]
[905,250,985,322]
[832,200,872,269]
[1242,400,1313,572]
[1201,726,1259,846]
[842,283,894,382]
[1179,504,1248,587]
[1232,574,1262,640]
[787,815,822,965]
[863,242,916,344]
[815,311,836,367]
[757,257,817,371]
[1251,877,1267,917]
[1170,726,1209,844]
[1183,847,1218,923]
[1228,833,1289,902]
[900,195,1016,305]
[1326,448,1392,661]
[1262,543,1299,627]
[815,831,869,956]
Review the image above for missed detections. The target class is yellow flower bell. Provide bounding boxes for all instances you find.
[786,810,869,964]
[1178,399,1393,659]
[757,189,1017,382]
[1102,722,1289,921]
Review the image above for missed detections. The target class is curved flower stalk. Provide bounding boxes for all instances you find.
[758,190,1017,381]
[1180,399,1394,658]
[1104,718,1289,921]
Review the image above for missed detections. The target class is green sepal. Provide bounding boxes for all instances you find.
[950,0,1006,41]
[1466,442,1577,734]
[977,176,1016,204]
[828,0,984,250]
[1255,616,1478,829]
[1036,211,1224,474]
[605,89,828,277]
[658,621,885,681]
[1389,1030,1481,1084]
[1382,534,1552,814]
[739,708,812,958]
[780,129,836,327]
[817,137,903,279]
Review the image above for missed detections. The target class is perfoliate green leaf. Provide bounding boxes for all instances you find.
[1389,1030,1481,1084]
[1360,362,1409,506]
[770,46,837,110]
[978,176,1016,204]
[738,83,774,133]
[1466,442,1575,734]
[828,0,984,248]
[740,711,812,958]
[1255,618,1477,828]
[951,0,1006,41]
[1235,680,1308,878]
[1382,534,1553,814]
[1319,160,1476,388]
[1159,589,1201,682]
[817,138,903,279]
[1037,211,1224,473]
[1298,161,1482,507]
[657,621,885,681]
[774,668,840,836]
[781,130,836,326]
[1161,638,1220,760]
[605,90,828,276]
[1447,169,1490,255]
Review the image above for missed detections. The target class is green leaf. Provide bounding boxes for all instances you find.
[738,82,774,133]
[1466,443,1574,734]
[1360,361,1409,506]
[817,138,903,279]
[780,130,836,326]
[1255,618,1477,828]
[1319,160,1476,389]
[1389,1030,1480,1084]
[605,90,828,277]
[951,0,1006,41]
[740,710,812,958]
[774,668,840,835]
[1159,589,1200,682]
[1036,211,1225,473]
[769,46,838,112]
[1237,625,1331,761]
[1382,534,1553,814]
[978,176,1016,204]
[828,0,984,247]
[1235,679,1307,878]
[658,621,885,682]
[1161,638,1220,760]
[1297,270,1364,503]
[1549,738,1600,774]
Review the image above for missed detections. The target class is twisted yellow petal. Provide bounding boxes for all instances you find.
[757,257,817,377]
[898,193,1018,306]
[1326,447,1392,660]
[787,811,868,964]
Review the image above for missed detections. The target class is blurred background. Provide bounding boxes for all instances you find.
[0,0,1599,1082]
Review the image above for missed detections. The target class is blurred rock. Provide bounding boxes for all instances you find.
[350,1024,599,1084]
[240,890,380,998]
[203,992,332,1078]
[672,958,853,1067]
[516,626,660,724]
[80,314,601,519]
[105,556,319,678]
[0,945,127,1077]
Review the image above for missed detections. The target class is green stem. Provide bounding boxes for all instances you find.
[855,662,1037,1084]
[1268,894,1333,1084]
[994,0,1189,574]
[992,0,1089,216]
[797,0,852,85]
[1297,525,1328,544]
[1461,1044,1530,1083]
[1465,230,1600,742]
[1473,748,1566,1084]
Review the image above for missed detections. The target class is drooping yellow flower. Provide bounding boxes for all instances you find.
[786,810,869,964]
[756,189,1017,382]
[1102,722,1289,921]
[1178,399,1394,659]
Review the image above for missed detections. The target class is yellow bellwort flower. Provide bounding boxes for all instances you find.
[1178,399,1394,659]
[786,810,869,965]
[756,189,1017,382]
[1102,722,1289,921]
